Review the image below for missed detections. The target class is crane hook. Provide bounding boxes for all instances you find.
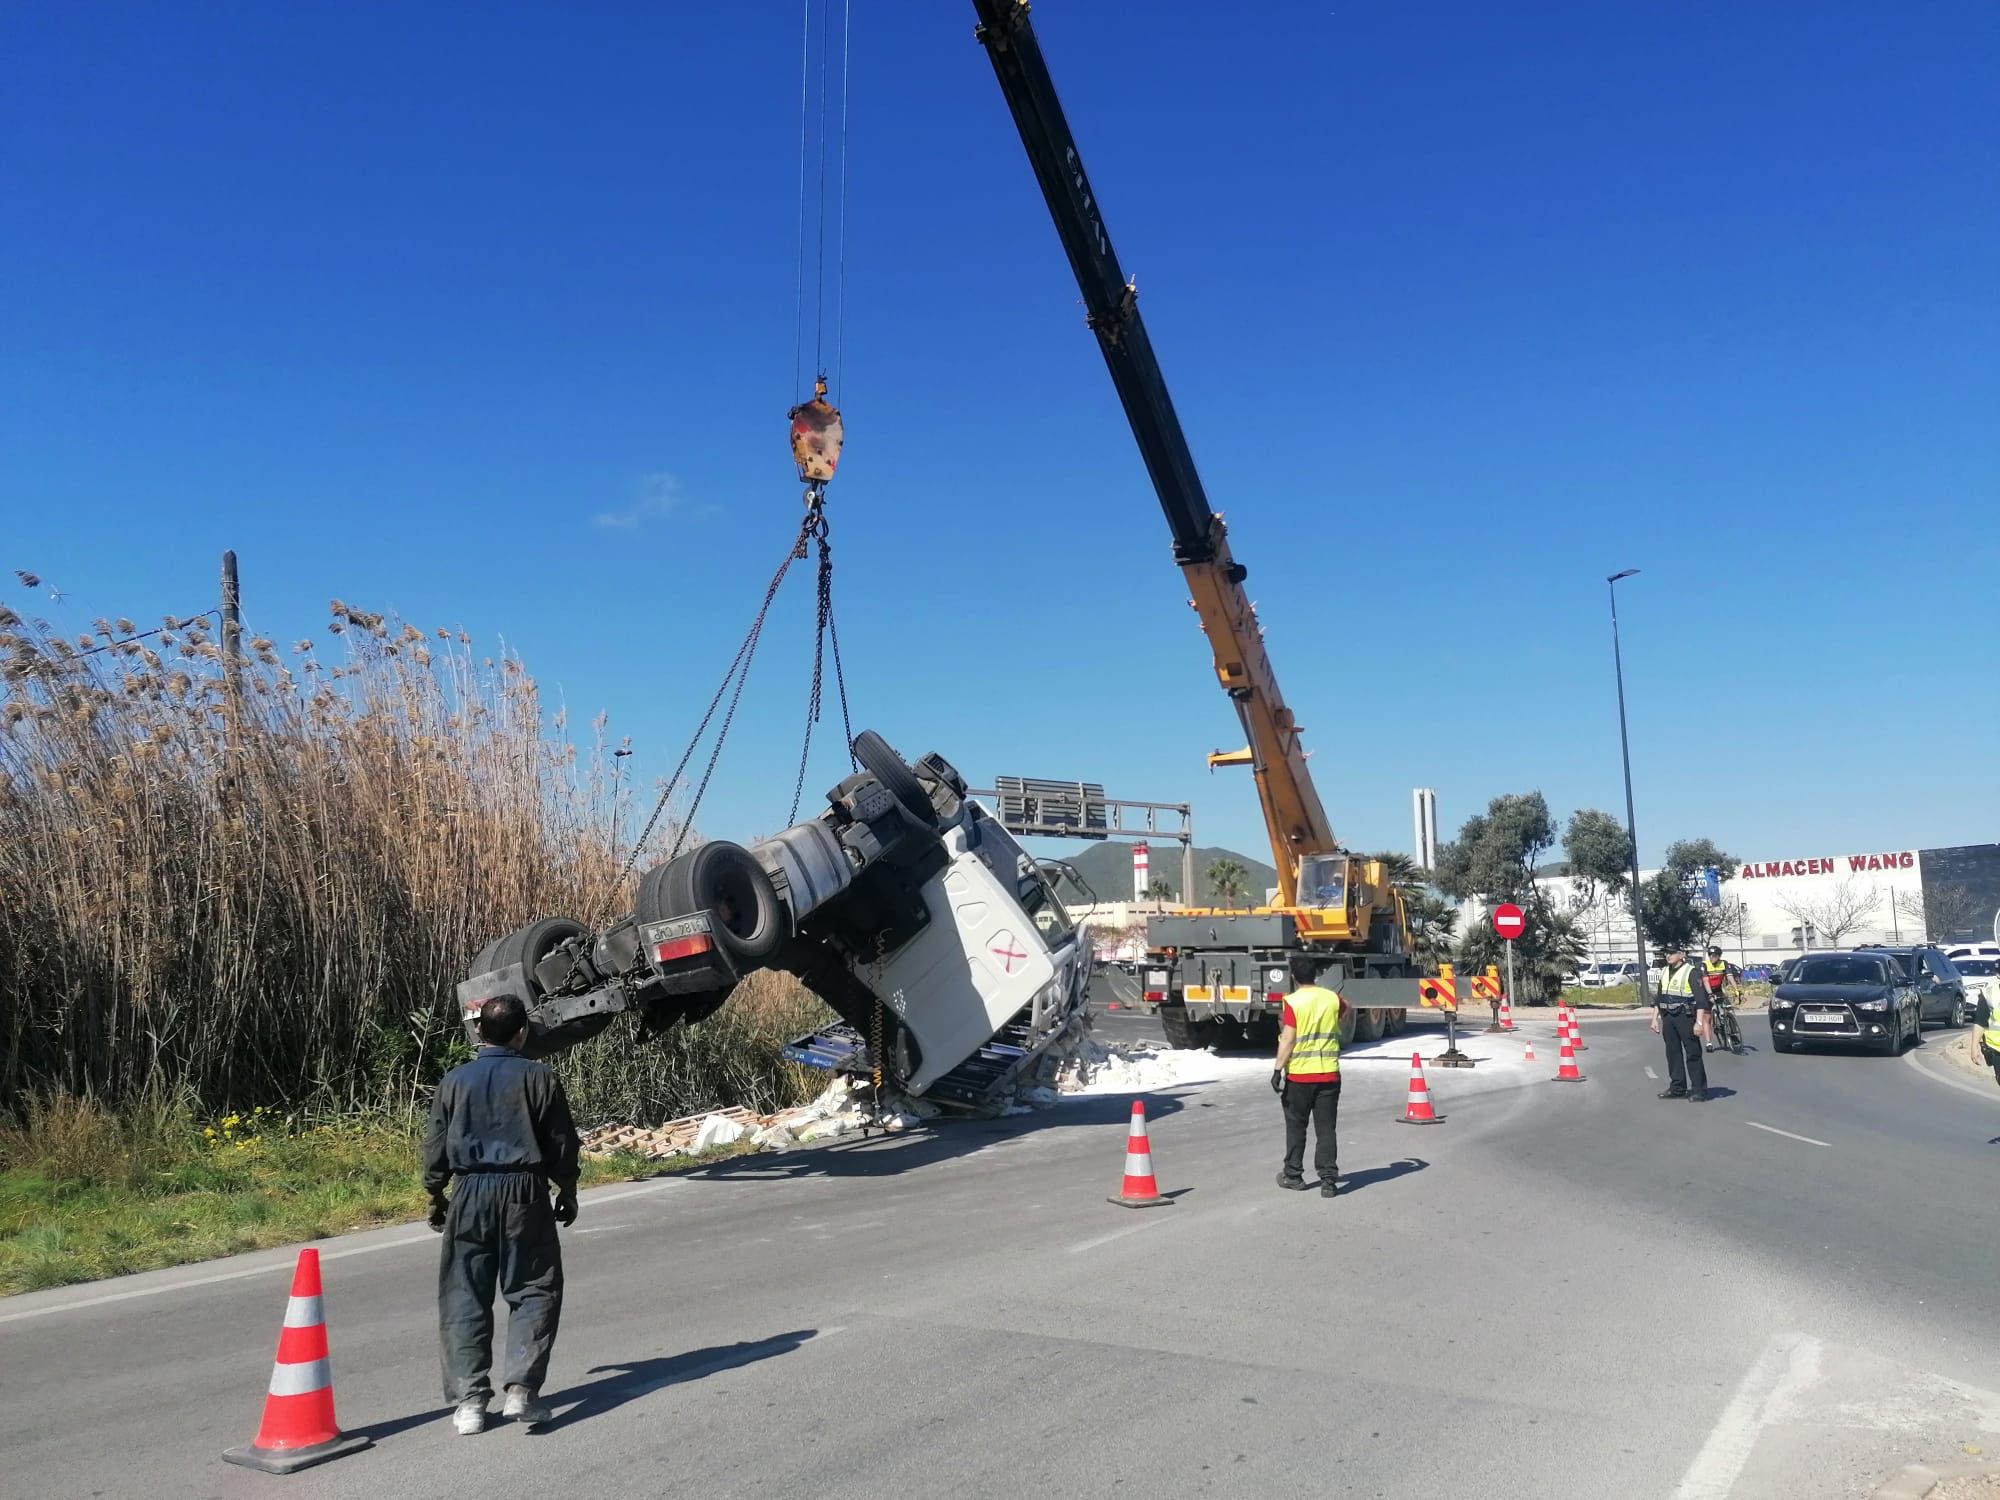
[789,375,844,492]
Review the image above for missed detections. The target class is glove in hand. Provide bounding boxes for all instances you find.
[426,1195,447,1233]
[554,1189,579,1227]
[1270,1068,1284,1095]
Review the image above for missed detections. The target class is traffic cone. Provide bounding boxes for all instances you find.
[1108,1100,1176,1209]
[1398,1052,1443,1124]
[1498,996,1515,1031]
[222,1249,372,1474]
[1523,1036,1536,1063]
[1569,1006,1587,1051]
[1552,1032,1585,1083]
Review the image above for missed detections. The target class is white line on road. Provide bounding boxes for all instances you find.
[1902,1046,2000,1102]
[1067,1217,1171,1255]
[1745,1121,1832,1148]
[1646,1066,1659,1080]
[1673,1332,1823,1500]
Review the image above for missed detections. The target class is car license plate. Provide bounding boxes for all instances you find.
[1802,1009,1844,1023]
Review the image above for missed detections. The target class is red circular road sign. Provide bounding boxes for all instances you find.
[1492,903,1526,940]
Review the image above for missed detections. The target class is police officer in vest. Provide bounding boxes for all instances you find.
[1652,944,1711,1101]
[1976,989,2000,1089]
[1272,954,1349,1196]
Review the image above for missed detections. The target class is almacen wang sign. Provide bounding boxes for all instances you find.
[1738,851,1915,880]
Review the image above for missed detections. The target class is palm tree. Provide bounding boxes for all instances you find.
[1205,857,1249,909]
[1365,850,1425,891]
[1142,877,1175,902]
[1402,890,1461,969]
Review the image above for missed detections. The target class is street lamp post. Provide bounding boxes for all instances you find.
[1607,570,1650,1005]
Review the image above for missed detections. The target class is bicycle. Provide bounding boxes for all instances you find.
[1704,994,1743,1055]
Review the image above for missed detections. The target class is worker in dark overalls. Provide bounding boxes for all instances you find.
[421,994,580,1434]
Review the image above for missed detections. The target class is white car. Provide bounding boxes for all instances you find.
[1576,962,1643,989]
[1951,956,1999,1013]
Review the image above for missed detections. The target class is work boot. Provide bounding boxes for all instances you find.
[1320,1180,1339,1199]
[1685,1090,1707,1103]
[1276,1172,1309,1191]
[1657,1088,1685,1100]
[453,1397,489,1436]
[502,1385,552,1429]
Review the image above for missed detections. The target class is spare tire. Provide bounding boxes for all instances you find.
[636,841,787,966]
[852,729,939,830]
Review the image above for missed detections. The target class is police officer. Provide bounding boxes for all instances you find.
[1976,989,2000,1088]
[1652,944,1711,1102]
[421,995,581,1435]
[1272,954,1348,1197]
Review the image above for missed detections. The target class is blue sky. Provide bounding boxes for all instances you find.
[4,2,1995,871]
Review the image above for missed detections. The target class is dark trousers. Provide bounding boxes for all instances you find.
[1281,1078,1341,1184]
[1661,1009,1709,1095]
[439,1170,563,1403]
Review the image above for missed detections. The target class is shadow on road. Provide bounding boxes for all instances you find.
[1701,1086,1740,1101]
[688,1091,1194,1182]
[536,1331,818,1433]
[1336,1157,1428,1195]
[347,1405,452,1444]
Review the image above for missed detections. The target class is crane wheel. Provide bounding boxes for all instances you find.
[852,730,940,830]
[637,841,788,966]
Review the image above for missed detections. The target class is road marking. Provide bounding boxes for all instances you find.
[1645,1066,1659,1080]
[1745,1121,1832,1148]
[1067,1218,1170,1255]
[1902,1047,2000,1103]
[1673,1332,1823,1499]
[0,1177,693,1324]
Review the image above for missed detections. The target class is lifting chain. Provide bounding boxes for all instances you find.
[786,484,856,825]
[589,497,827,934]
[866,930,889,1129]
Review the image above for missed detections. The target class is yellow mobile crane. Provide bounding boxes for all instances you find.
[973,1,1421,1048]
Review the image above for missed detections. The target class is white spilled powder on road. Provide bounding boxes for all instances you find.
[1042,1034,1270,1097]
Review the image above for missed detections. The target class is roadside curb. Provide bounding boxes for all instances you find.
[1871,1458,2000,1498]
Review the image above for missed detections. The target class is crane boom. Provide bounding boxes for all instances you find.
[972,0,1335,906]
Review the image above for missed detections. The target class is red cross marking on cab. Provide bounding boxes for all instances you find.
[991,940,1028,974]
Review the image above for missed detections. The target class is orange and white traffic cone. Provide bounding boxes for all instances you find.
[1498,996,1515,1031]
[1523,1035,1537,1063]
[1108,1100,1176,1209]
[222,1249,372,1474]
[1398,1052,1443,1124]
[1552,1032,1585,1083]
[1569,1006,1587,1051]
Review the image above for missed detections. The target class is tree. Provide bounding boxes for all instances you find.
[1564,809,1634,899]
[1141,877,1175,902]
[1896,884,1984,944]
[1205,857,1249,909]
[1402,890,1460,971]
[1772,877,1882,948]
[1711,894,1753,962]
[1638,837,1740,953]
[1456,904,1588,1004]
[1432,793,1555,903]
[1364,850,1425,891]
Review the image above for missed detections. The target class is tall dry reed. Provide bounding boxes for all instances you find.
[0,589,823,1122]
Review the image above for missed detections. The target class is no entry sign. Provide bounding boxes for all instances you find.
[1491,903,1526,940]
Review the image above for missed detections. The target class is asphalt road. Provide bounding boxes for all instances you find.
[5,1007,1999,1500]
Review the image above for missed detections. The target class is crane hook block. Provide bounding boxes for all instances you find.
[789,377,844,486]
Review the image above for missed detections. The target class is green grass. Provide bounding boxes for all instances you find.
[0,1097,752,1297]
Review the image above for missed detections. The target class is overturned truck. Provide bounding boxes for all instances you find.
[456,731,1092,1111]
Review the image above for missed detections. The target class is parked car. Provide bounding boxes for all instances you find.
[1769,952,1922,1054]
[1945,942,2000,967]
[1576,962,1643,989]
[1741,964,1775,983]
[1854,945,1969,1028]
[1767,955,1803,986]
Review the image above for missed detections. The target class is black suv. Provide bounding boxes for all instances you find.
[1855,945,1969,1029]
[1770,952,1920,1054]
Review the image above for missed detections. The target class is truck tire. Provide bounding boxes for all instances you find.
[1353,1007,1385,1044]
[852,730,939,830]
[637,842,787,967]
[1384,1008,1408,1037]
[490,917,592,994]
[1160,1004,1213,1051]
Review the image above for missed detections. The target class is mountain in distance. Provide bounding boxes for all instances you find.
[1052,841,1279,909]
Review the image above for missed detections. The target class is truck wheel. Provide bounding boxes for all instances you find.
[1353,1007,1385,1043]
[1160,1005,1201,1050]
[490,917,592,994]
[852,730,939,830]
[637,841,787,966]
[1384,1008,1408,1037]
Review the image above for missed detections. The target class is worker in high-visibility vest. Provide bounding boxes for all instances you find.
[1652,944,1712,1102]
[1272,954,1349,1197]
[1701,947,1739,1053]
[1977,988,2000,1087]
